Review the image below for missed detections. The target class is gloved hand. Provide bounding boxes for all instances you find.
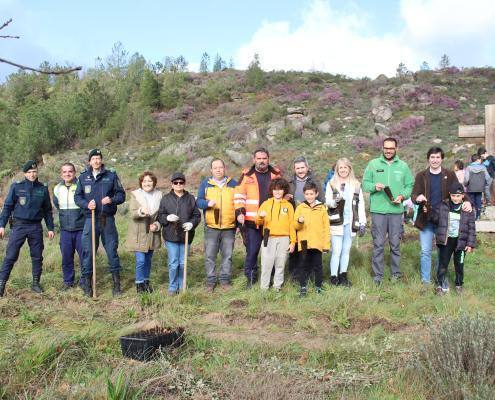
[182,222,193,231]
[358,225,366,237]
[167,214,180,222]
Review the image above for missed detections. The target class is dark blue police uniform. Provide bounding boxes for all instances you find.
[0,179,54,282]
[74,165,125,279]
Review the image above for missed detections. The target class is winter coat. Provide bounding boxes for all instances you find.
[125,189,163,252]
[464,163,492,193]
[53,181,85,231]
[293,201,330,252]
[325,182,366,236]
[158,190,201,244]
[255,198,296,243]
[196,176,237,229]
[431,200,476,250]
[287,171,324,205]
[411,168,458,230]
[362,155,414,214]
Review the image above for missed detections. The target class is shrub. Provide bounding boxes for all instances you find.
[419,313,495,400]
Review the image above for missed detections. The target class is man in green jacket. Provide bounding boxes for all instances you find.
[363,137,414,285]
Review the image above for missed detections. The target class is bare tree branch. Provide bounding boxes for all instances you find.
[0,18,13,31]
[0,57,82,75]
[0,35,20,39]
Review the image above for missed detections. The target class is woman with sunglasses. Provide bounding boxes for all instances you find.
[125,171,162,294]
[158,172,201,295]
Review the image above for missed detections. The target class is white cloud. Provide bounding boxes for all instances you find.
[235,0,495,77]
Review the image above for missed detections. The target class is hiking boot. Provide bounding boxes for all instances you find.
[330,276,339,286]
[0,280,6,297]
[206,284,215,293]
[299,286,307,297]
[144,280,153,293]
[455,286,463,295]
[112,272,122,296]
[31,277,43,294]
[81,275,93,297]
[220,282,232,291]
[390,274,402,283]
[339,272,352,287]
[136,282,146,294]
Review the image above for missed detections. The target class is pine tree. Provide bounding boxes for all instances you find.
[199,52,210,74]
[213,53,225,72]
[246,53,264,90]
[139,69,160,109]
[439,54,450,69]
[420,61,430,71]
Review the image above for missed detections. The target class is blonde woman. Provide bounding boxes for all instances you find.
[125,171,163,293]
[325,158,366,286]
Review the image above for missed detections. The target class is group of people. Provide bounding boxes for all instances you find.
[0,139,483,298]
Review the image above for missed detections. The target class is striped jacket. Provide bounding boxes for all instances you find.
[53,181,85,231]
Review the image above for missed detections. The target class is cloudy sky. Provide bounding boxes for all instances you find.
[1,0,495,80]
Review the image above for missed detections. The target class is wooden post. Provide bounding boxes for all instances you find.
[485,104,495,155]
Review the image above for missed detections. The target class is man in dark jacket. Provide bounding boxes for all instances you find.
[286,156,323,281]
[158,172,201,295]
[74,149,126,297]
[53,163,85,290]
[0,160,54,296]
[431,182,476,294]
[411,147,465,284]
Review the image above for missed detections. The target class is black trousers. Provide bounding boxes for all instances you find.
[298,249,323,288]
[288,243,300,281]
[437,237,465,287]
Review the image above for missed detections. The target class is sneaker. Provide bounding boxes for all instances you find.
[62,282,74,291]
[206,284,215,293]
[274,287,281,293]
[435,286,444,296]
[390,275,402,283]
[220,282,232,291]
[299,286,307,297]
[374,279,382,287]
[330,276,339,286]
[455,286,463,295]
[315,286,323,294]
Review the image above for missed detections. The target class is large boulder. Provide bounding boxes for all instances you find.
[266,120,285,143]
[374,74,388,85]
[226,149,251,167]
[372,105,393,122]
[286,114,312,132]
[399,83,417,96]
[287,106,305,115]
[318,121,331,134]
[374,123,390,135]
[225,123,251,142]
[185,156,213,176]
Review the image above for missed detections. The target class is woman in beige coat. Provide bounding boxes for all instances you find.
[126,171,163,293]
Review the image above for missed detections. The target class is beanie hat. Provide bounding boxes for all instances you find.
[88,148,102,160]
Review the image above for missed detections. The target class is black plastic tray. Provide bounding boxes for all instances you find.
[119,327,184,361]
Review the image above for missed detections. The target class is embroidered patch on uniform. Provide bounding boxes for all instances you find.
[281,207,288,214]
[19,196,26,205]
[84,185,92,194]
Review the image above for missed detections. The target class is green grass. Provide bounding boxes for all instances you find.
[1,216,494,398]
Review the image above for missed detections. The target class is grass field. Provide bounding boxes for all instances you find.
[0,215,494,399]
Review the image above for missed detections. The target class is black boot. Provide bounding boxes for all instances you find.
[81,275,93,297]
[31,276,43,294]
[330,275,339,286]
[112,272,122,296]
[339,272,352,287]
[0,280,6,297]
[136,282,146,294]
[144,280,153,293]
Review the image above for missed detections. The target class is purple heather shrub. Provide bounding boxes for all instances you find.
[319,87,342,104]
[432,95,459,109]
[389,115,425,136]
[443,66,460,75]
[290,91,313,102]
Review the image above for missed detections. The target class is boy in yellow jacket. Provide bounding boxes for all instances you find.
[256,178,296,291]
[294,181,330,296]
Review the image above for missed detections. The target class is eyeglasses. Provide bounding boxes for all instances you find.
[172,181,185,185]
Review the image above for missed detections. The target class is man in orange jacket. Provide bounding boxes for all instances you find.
[234,147,281,287]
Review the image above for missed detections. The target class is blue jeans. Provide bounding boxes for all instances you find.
[468,192,482,220]
[419,223,438,283]
[330,223,353,276]
[60,230,83,285]
[135,251,154,283]
[165,241,189,293]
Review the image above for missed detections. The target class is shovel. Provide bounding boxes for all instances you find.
[91,209,97,299]
[182,230,189,293]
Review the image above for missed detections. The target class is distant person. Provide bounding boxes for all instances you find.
[431,182,476,295]
[464,153,492,220]
[74,149,126,297]
[256,178,296,291]
[286,156,322,281]
[53,163,85,290]
[234,147,281,288]
[158,172,201,295]
[196,159,237,292]
[294,181,330,297]
[453,160,465,190]
[125,171,162,294]
[0,160,54,297]
[477,146,495,206]
[325,158,366,287]
[362,137,414,285]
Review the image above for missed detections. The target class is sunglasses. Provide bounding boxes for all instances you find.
[172,181,185,185]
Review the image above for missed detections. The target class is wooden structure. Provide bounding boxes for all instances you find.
[458,104,495,154]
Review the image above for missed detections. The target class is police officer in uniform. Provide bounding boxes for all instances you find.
[74,149,125,297]
[0,160,55,297]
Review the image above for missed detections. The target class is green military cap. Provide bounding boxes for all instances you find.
[22,160,37,173]
[88,148,102,160]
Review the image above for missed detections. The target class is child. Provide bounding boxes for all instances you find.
[256,178,296,291]
[431,182,476,295]
[294,182,330,296]
[464,154,492,220]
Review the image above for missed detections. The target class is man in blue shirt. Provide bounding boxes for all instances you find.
[0,160,54,297]
[74,149,125,297]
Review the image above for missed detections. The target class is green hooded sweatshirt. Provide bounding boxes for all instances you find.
[362,154,414,214]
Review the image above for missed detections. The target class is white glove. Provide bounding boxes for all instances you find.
[182,222,193,231]
[167,214,180,222]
